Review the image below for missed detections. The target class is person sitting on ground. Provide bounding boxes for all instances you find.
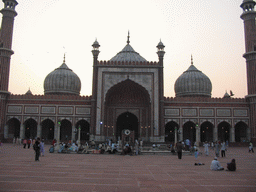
[227,159,236,171]
[210,157,224,171]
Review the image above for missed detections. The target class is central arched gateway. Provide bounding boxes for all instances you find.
[116,112,138,140]
[104,79,151,141]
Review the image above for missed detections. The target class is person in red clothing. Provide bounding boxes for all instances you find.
[23,139,27,149]
[27,138,31,149]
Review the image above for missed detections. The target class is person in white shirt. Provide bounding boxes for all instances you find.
[210,157,224,171]
[203,142,209,156]
[221,142,226,157]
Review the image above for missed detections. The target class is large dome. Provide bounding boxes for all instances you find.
[44,61,81,95]
[109,33,147,62]
[174,64,212,97]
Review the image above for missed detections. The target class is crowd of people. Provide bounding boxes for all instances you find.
[9,136,255,170]
[49,138,142,156]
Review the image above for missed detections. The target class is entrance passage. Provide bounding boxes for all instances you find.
[116,112,138,140]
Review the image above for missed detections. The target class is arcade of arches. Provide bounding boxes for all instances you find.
[165,120,250,144]
[104,79,151,141]
[5,118,90,143]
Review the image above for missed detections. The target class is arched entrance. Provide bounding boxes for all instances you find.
[41,119,55,141]
[200,121,213,142]
[24,118,37,139]
[183,121,196,144]
[104,79,151,140]
[165,121,179,143]
[218,122,230,142]
[60,119,72,141]
[235,121,248,142]
[76,120,90,141]
[116,112,138,140]
[7,118,20,139]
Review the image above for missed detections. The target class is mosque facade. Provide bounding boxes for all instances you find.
[0,0,255,145]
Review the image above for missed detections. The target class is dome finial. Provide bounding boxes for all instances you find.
[191,55,193,65]
[63,53,66,63]
[127,30,130,44]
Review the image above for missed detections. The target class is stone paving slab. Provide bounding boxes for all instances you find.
[0,144,255,192]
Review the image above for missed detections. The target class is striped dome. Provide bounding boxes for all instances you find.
[44,62,81,95]
[174,64,212,97]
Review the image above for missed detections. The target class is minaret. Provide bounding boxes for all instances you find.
[91,39,100,136]
[0,0,18,91]
[0,0,18,140]
[157,40,165,139]
[240,0,256,141]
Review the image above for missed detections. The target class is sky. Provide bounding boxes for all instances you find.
[0,0,248,98]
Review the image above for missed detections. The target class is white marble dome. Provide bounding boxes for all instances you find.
[174,64,212,97]
[44,61,81,95]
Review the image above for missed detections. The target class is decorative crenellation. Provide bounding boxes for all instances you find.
[9,94,92,101]
[97,60,159,66]
[164,96,246,103]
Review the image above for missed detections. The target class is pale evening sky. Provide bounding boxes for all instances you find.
[1,0,248,98]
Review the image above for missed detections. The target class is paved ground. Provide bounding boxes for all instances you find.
[0,144,255,192]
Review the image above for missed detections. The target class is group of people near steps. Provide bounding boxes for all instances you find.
[175,139,255,172]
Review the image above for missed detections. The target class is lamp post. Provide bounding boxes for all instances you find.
[77,125,81,147]
[55,120,61,151]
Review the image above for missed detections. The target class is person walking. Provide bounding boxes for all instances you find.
[23,139,27,149]
[215,141,220,157]
[27,138,31,149]
[203,141,209,156]
[34,137,41,161]
[249,141,254,153]
[135,140,139,155]
[176,141,183,159]
[221,141,226,157]
[40,139,45,156]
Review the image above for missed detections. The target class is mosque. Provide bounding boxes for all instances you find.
[0,0,255,145]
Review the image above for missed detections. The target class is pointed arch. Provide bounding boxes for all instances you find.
[7,118,21,138]
[200,121,214,142]
[60,119,72,141]
[41,119,55,141]
[235,121,248,142]
[24,118,38,139]
[165,121,179,143]
[183,121,196,144]
[105,79,150,106]
[218,121,230,142]
[75,120,90,141]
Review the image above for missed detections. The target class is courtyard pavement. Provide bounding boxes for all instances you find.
[0,144,255,192]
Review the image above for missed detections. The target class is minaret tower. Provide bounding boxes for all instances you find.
[91,39,100,137]
[240,0,256,142]
[0,0,18,91]
[157,40,165,139]
[0,0,18,140]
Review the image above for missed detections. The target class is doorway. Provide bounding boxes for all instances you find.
[116,112,138,140]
